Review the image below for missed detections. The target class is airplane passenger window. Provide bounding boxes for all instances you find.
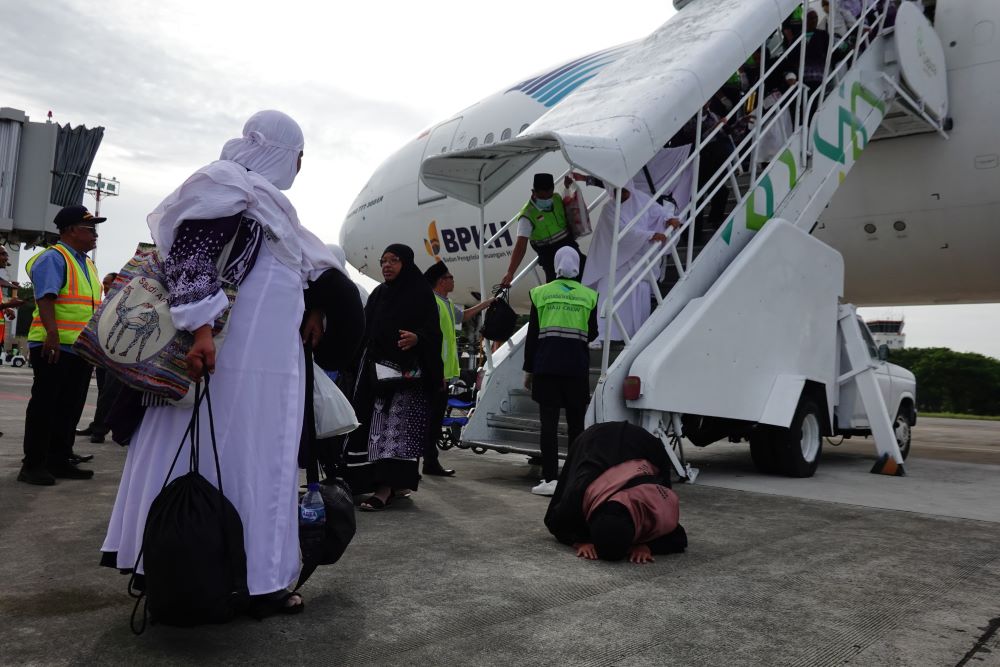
[501,128,511,141]
[519,123,530,134]
[485,133,495,144]
[468,137,478,149]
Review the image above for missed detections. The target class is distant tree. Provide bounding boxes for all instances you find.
[888,347,1000,415]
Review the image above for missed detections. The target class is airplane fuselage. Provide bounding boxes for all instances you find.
[341,0,1000,308]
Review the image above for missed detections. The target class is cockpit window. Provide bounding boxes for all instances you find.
[468,137,478,149]
[519,123,530,134]
[484,133,495,144]
[501,128,511,141]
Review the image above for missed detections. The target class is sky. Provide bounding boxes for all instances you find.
[2,0,998,359]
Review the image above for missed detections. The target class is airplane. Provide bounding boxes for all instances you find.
[340,0,1000,310]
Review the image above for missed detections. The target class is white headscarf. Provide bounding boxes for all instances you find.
[147,110,337,284]
[554,245,581,279]
[220,110,303,190]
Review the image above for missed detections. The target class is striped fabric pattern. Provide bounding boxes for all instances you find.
[72,245,237,402]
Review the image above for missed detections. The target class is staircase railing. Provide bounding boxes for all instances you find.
[595,0,892,378]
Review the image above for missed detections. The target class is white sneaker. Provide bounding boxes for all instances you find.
[531,479,558,496]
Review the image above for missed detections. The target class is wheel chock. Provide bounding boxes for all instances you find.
[870,453,906,476]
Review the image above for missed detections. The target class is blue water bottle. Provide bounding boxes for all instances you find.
[300,483,326,526]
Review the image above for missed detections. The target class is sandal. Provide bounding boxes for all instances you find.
[360,495,390,511]
[249,590,304,619]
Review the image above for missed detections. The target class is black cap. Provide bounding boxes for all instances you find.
[423,260,449,285]
[532,173,554,191]
[54,205,106,229]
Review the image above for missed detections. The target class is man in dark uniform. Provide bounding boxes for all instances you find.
[522,246,598,496]
[18,205,105,485]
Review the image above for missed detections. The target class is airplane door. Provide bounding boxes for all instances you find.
[418,117,462,205]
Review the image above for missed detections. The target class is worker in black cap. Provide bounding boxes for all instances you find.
[423,259,493,476]
[500,173,585,287]
[18,205,105,485]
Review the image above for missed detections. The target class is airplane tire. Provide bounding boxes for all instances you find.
[776,398,823,478]
[749,429,780,474]
[894,410,912,461]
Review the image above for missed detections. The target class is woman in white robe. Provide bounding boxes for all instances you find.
[581,187,678,342]
[101,111,338,612]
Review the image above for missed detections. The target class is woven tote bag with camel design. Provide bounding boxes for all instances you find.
[73,242,237,403]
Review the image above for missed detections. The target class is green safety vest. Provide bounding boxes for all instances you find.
[518,196,569,246]
[434,293,461,379]
[529,278,597,342]
[26,243,102,345]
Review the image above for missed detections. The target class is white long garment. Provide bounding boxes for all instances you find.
[629,144,694,217]
[101,243,306,595]
[582,189,672,341]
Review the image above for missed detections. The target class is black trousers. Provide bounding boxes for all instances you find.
[535,374,588,483]
[87,367,123,437]
[22,348,93,470]
[424,387,449,466]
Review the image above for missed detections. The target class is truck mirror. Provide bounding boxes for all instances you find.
[877,344,890,361]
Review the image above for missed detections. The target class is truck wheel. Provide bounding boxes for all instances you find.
[749,428,780,474]
[894,411,911,461]
[777,399,823,478]
[12,358,25,368]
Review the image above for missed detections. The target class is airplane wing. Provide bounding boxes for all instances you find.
[421,0,799,204]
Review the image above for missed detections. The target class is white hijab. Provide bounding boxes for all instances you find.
[554,245,581,279]
[147,110,337,284]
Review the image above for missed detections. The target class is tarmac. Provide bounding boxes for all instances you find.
[1,363,999,666]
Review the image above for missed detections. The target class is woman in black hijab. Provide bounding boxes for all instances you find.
[342,244,443,510]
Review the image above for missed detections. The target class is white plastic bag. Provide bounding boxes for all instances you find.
[561,180,592,238]
[313,364,359,438]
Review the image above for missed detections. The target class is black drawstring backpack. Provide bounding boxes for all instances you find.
[128,378,249,634]
[480,286,518,342]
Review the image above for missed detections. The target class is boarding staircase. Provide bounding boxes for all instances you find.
[424,0,949,476]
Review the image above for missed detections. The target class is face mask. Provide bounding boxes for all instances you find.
[534,197,553,211]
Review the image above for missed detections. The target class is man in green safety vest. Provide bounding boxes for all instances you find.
[423,260,493,476]
[523,246,598,496]
[18,205,105,486]
[500,172,584,287]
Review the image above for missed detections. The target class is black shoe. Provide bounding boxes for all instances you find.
[75,427,93,437]
[17,467,56,486]
[48,463,94,480]
[422,463,456,477]
[90,434,106,444]
[68,452,94,464]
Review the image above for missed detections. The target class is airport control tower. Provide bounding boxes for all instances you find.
[867,318,906,350]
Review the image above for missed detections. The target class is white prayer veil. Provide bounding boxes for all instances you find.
[147,110,337,287]
[220,110,303,190]
[554,246,580,279]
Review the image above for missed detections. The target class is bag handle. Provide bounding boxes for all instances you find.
[302,345,321,485]
[127,377,224,635]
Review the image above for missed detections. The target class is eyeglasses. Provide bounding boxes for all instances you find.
[379,256,401,266]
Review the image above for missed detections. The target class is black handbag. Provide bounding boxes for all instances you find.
[296,348,357,590]
[480,286,518,342]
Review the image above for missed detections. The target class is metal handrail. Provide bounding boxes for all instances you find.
[596,0,892,377]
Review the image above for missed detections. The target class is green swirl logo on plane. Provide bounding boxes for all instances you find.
[720,82,885,245]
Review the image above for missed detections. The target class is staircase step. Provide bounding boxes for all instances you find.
[459,436,570,459]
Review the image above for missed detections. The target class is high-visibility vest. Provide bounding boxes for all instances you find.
[518,196,569,246]
[529,278,597,342]
[434,293,461,379]
[26,243,102,345]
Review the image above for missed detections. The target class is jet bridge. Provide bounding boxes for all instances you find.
[421,0,947,479]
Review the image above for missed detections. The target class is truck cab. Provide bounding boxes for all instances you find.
[834,317,917,458]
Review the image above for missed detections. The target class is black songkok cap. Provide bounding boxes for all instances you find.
[423,260,449,285]
[532,173,555,190]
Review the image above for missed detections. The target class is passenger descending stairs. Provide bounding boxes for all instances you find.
[458,1,948,464]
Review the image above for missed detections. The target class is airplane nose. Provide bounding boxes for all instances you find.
[339,210,370,272]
